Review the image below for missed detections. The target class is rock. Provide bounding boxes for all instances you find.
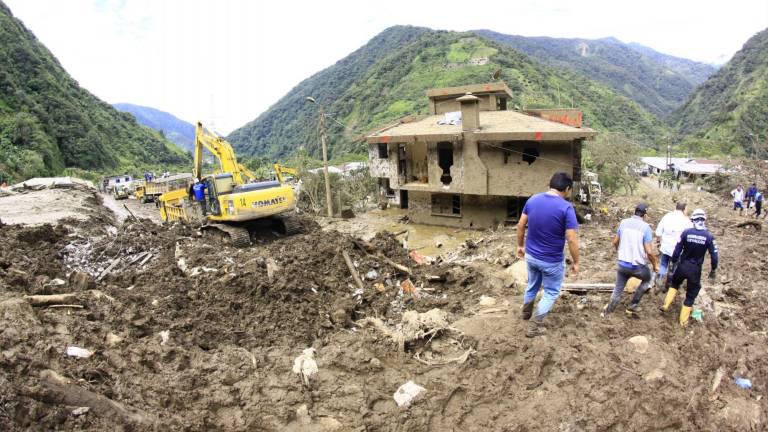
[644,368,664,382]
[627,335,649,354]
[106,332,123,346]
[69,271,95,291]
[365,270,379,281]
[478,295,497,306]
[369,358,382,369]
[625,277,641,293]
[340,207,355,219]
[393,381,426,408]
[505,260,528,285]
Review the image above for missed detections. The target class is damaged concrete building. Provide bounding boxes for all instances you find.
[367,83,596,229]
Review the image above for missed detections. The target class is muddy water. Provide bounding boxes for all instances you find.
[318,207,483,256]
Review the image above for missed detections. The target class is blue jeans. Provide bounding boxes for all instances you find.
[658,254,672,278]
[523,255,566,318]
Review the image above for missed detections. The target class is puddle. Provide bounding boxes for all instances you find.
[318,208,482,257]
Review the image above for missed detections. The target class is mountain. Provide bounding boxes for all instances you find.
[474,30,718,117]
[228,26,665,160]
[670,29,768,156]
[113,103,195,152]
[0,1,188,183]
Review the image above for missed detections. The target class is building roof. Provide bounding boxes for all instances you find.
[426,82,513,99]
[366,110,596,144]
[640,157,722,174]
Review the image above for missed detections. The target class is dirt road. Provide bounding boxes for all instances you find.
[0,182,765,431]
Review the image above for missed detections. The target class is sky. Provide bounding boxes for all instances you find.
[5,0,768,134]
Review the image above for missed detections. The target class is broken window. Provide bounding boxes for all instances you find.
[431,193,461,217]
[437,142,454,185]
[377,143,388,159]
[506,196,529,222]
[522,148,539,165]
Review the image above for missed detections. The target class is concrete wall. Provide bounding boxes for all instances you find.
[407,191,509,229]
[478,141,574,197]
[430,94,496,115]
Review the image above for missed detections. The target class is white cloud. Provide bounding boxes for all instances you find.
[5,0,768,134]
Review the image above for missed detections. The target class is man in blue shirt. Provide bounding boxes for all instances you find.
[602,203,659,317]
[517,172,580,338]
[660,209,719,326]
[191,178,208,216]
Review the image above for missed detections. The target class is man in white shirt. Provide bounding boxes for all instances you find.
[655,202,692,291]
[731,185,745,216]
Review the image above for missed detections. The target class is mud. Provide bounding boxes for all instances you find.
[0,182,766,431]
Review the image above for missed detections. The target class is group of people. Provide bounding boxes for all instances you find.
[517,172,719,338]
[731,183,765,218]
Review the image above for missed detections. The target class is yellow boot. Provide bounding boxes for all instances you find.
[679,306,692,327]
[659,288,678,312]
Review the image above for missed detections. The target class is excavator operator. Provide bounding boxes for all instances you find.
[191,178,208,216]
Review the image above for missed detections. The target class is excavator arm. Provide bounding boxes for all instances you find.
[273,164,299,183]
[194,122,255,184]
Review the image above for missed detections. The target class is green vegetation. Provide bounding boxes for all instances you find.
[0,1,189,184]
[670,29,768,158]
[228,26,666,161]
[475,30,717,117]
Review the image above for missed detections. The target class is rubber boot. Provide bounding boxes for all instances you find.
[526,315,546,338]
[679,306,692,327]
[521,302,534,321]
[659,288,678,312]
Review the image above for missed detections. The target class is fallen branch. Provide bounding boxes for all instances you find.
[47,304,84,309]
[342,250,365,291]
[351,239,412,275]
[22,370,154,426]
[24,291,114,307]
[563,283,614,293]
[735,221,761,231]
[97,258,121,281]
[138,252,153,266]
[24,293,77,306]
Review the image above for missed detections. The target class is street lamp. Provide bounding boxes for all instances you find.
[305,96,334,217]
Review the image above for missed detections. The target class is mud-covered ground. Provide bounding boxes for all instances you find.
[0,182,765,431]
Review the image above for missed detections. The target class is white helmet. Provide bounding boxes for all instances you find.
[690,209,706,221]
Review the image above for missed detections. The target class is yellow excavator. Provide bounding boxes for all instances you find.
[158,122,301,247]
[273,164,299,183]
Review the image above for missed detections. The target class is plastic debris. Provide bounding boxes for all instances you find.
[365,270,379,280]
[734,378,752,389]
[409,250,427,265]
[65,346,93,358]
[400,279,417,295]
[394,380,426,408]
[692,309,703,321]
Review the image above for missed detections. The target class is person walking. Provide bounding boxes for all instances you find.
[601,203,659,317]
[517,172,580,338]
[731,185,745,216]
[655,202,692,291]
[753,189,763,218]
[746,183,757,209]
[660,209,719,326]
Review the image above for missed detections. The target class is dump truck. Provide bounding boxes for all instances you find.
[136,173,194,204]
[158,122,300,247]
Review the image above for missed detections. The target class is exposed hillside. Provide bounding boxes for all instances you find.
[475,30,717,117]
[671,28,768,156]
[0,1,187,183]
[228,26,665,160]
[114,103,195,153]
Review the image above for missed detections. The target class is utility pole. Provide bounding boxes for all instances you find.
[306,97,334,217]
[318,105,333,217]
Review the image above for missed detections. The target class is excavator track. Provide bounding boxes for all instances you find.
[203,224,252,248]
[276,215,303,236]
